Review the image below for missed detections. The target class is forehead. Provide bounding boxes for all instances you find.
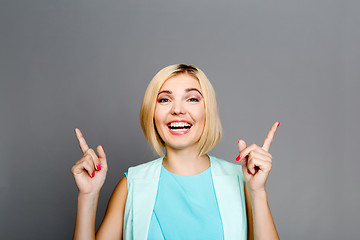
[159,74,201,92]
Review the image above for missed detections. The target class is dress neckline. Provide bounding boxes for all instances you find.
[161,164,211,177]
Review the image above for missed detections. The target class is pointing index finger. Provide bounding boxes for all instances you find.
[74,128,89,154]
[262,122,279,152]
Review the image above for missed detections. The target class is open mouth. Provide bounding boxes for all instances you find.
[167,122,192,132]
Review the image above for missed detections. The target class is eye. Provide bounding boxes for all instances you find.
[188,98,199,102]
[158,98,170,103]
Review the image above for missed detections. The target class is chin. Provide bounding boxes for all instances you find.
[163,138,200,151]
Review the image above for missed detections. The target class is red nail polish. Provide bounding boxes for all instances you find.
[236,154,242,161]
[96,164,101,171]
[277,122,280,127]
[92,171,95,178]
[100,145,104,150]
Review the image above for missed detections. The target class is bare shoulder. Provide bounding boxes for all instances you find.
[96,176,128,239]
[106,175,128,210]
[113,175,128,196]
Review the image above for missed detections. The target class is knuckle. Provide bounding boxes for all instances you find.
[78,159,87,167]
[265,161,272,168]
[75,158,84,165]
[88,149,99,161]
[82,156,93,166]
[83,154,92,161]
[86,148,95,155]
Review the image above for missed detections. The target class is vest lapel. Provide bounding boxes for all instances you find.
[210,156,247,239]
[132,158,163,240]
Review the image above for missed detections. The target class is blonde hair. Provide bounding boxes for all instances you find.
[140,64,222,157]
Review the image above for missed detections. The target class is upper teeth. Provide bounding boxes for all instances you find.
[169,122,191,128]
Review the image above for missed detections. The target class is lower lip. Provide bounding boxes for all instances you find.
[168,127,191,135]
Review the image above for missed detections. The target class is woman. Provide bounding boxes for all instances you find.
[72,64,280,239]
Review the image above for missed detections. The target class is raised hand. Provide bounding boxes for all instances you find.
[236,122,279,194]
[71,128,108,195]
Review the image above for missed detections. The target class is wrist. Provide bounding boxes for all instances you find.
[249,189,267,201]
[78,191,100,201]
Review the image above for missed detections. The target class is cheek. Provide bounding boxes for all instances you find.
[154,106,167,128]
[153,113,161,131]
[153,112,165,140]
[192,105,206,124]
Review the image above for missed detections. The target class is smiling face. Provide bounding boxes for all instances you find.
[154,73,206,152]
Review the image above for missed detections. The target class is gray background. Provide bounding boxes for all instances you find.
[1,0,359,239]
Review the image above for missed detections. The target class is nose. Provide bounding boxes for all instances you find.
[171,100,185,115]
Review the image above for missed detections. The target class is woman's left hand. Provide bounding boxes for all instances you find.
[236,122,279,194]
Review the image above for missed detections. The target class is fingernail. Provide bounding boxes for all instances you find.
[277,122,280,127]
[92,171,95,178]
[96,164,101,171]
[236,154,242,161]
[74,128,77,133]
[100,145,104,150]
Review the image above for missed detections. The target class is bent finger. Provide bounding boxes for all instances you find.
[82,160,96,178]
[72,159,95,177]
[247,156,272,175]
[238,144,261,162]
[86,149,102,171]
[249,151,272,163]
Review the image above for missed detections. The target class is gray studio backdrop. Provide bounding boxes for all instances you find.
[1,0,359,239]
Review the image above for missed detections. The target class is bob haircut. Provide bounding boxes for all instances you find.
[140,64,222,157]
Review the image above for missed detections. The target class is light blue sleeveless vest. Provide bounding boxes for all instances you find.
[123,155,247,240]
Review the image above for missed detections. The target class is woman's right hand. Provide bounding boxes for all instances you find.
[71,128,108,195]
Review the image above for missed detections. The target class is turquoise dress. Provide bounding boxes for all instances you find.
[125,164,224,240]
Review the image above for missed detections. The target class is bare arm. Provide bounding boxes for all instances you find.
[244,183,278,240]
[73,192,100,240]
[237,122,280,240]
[245,183,254,240]
[96,176,128,239]
[73,176,128,240]
[72,129,128,240]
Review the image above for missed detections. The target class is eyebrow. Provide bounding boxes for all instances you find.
[157,88,203,96]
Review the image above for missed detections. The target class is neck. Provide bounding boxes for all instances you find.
[163,145,210,176]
